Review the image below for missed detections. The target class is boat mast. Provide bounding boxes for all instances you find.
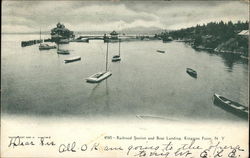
[106,41,109,72]
[39,28,42,43]
[118,39,121,56]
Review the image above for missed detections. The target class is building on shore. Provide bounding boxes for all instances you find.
[51,23,74,42]
[238,30,249,38]
[110,30,118,39]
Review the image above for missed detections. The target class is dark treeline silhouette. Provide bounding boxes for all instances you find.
[158,21,249,56]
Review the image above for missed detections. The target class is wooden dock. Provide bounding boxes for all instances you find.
[21,40,43,47]
[21,35,160,47]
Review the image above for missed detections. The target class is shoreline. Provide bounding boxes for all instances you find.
[173,40,249,60]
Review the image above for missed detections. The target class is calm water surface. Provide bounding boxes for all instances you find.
[1,34,248,121]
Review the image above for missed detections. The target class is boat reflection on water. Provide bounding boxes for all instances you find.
[88,80,111,115]
[219,53,246,72]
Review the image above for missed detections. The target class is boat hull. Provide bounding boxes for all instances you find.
[112,55,121,62]
[186,68,197,78]
[86,71,112,83]
[64,56,81,63]
[57,50,70,55]
[39,47,54,50]
[213,94,248,119]
[112,58,121,62]
[39,44,56,50]
[157,50,165,53]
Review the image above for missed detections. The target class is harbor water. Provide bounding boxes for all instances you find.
[1,34,248,122]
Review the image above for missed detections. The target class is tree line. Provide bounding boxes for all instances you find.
[158,21,249,55]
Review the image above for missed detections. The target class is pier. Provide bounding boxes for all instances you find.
[21,39,43,47]
[21,35,160,47]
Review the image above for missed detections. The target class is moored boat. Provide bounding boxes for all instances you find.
[213,93,248,119]
[86,71,112,83]
[57,49,70,55]
[157,50,165,53]
[112,55,121,62]
[112,39,121,62]
[64,56,81,63]
[86,41,112,83]
[39,43,57,50]
[186,68,197,78]
[38,29,56,50]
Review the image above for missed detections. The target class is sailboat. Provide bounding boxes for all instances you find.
[39,29,57,50]
[112,39,121,62]
[86,41,112,83]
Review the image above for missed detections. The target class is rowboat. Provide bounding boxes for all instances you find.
[86,71,112,83]
[213,93,248,119]
[57,49,70,55]
[64,56,81,63]
[186,68,197,78]
[112,55,121,62]
[157,50,165,53]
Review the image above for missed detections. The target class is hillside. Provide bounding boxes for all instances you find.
[159,21,249,57]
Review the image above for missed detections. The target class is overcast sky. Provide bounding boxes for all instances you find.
[2,1,249,33]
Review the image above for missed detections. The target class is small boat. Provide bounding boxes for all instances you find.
[86,41,112,83]
[157,50,165,53]
[64,56,81,63]
[57,49,70,55]
[86,71,112,83]
[112,39,121,62]
[73,37,89,43]
[186,68,197,78]
[58,39,69,44]
[112,55,121,62]
[39,43,56,50]
[38,29,57,50]
[213,93,248,119]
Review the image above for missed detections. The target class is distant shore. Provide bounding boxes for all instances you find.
[158,21,249,59]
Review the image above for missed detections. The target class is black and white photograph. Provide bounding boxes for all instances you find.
[1,0,249,157]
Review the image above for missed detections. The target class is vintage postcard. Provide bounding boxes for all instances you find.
[1,0,249,157]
